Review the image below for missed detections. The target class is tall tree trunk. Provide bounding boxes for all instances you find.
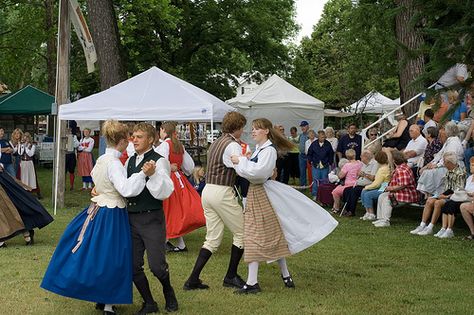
[86,0,126,90]
[395,0,425,117]
[45,0,56,136]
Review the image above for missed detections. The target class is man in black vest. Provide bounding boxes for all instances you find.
[127,123,176,314]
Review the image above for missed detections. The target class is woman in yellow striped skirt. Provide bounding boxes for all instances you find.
[231,118,338,294]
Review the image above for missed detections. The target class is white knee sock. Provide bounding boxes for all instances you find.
[278,258,290,278]
[88,182,93,189]
[176,237,186,249]
[104,304,114,313]
[83,182,87,189]
[246,261,259,285]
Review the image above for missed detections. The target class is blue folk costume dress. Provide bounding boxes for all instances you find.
[41,148,149,304]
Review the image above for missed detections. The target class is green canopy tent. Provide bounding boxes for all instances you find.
[0,85,54,115]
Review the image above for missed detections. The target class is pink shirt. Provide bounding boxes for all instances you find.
[340,161,363,186]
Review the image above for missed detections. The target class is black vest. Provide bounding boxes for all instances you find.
[127,149,164,213]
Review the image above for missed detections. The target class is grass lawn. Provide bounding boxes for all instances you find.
[1,166,474,315]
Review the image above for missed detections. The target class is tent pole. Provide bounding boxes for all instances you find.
[210,105,214,143]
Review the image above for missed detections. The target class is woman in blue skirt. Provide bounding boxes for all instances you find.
[41,120,157,315]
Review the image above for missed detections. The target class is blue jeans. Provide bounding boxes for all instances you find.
[3,163,15,177]
[361,189,383,210]
[299,153,307,186]
[311,166,329,196]
[465,147,474,175]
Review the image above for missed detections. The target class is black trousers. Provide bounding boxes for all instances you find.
[129,210,169,282]
[282,153,300,184]
[342,185,364,214]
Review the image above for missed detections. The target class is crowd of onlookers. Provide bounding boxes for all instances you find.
[271,63,474,239]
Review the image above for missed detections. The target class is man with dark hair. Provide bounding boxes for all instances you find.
[336,123,362,160]
[126,123,177,314]
[184,111,247,291]
[422,108,437,136]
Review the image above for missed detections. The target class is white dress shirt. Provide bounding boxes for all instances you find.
[155,138,194,176]
[404,135,428,167]
[235,139,276,184]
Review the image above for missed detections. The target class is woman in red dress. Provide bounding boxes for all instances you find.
[156,122,206,252]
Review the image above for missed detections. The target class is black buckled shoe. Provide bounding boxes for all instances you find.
[282,275,295,288]
[183,279,209,291]
[163,286,178,312]
[234,283,261,294]
[95,303,105,310]
[223,274,246,289]
[135,302,158,315]
[104,307,117,315]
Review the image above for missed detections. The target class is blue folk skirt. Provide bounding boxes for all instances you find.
[41,205,132,304]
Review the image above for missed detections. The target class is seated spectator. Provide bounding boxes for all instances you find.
[452,100,467,122]
[341,150,378,217]
[417,95,436,120]
[188,165,206,195]
[437,157,474,238]
[462,117,474,174]
[460,159,474,240]
[365,128,382,155]
[336,124,362,160]
[433,91,458,123]
[359,151,391,221]
[372,150,418,227]
[417,123,464,197]
[382,112,410,151]
[435,63,468,91]
[422,109,437,137]
[325,127,338,153]
[331,149,362,213]
[307,130,334,197]
[410,152,466,236]
[421,126,443,167]
[402,124,428,169]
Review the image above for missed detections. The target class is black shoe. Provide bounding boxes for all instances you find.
[282,275,295,288]
[234,283,261,294]
[183,279,209,291]
[25,230,34,246]
[95,303,105,310]
[135,302,158,315]
[223,274,246,289]
[166,241,179,253]
[163,286,178,312]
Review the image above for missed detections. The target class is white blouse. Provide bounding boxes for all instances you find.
[125,148,174,200]
[78,137,94,153]
[235,139,276,184]
[155,138,195,176]
[18,143,35,157]
[432,136,464,167]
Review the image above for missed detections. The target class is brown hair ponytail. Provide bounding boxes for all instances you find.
[252,118,295,155]
[161,122,184,154]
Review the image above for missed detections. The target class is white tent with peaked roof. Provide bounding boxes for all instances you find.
[349,91,396,114]
[227,74,324,142]
[58,66,234,122]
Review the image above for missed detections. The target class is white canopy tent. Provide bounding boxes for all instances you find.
[324,109,352,118]
[58,66,234,122]
[227,74,324,142]
[349,91,397,114]
[54,66,234,214]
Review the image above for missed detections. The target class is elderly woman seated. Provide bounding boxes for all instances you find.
[372,150,418,227]
[331,149,363,214]
[410,152,466,235]
[341,150,379,217]
[436,157,474,238]
[417,122,464,198]
[359,151,391,221]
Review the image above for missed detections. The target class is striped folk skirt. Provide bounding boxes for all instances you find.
[244,183,290,262]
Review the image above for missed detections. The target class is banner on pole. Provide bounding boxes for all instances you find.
[69,0,97,73]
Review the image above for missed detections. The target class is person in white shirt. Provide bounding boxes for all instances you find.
[77,128,95,190]
[403,124,428,168]
[435,63,469,90]
[230,118,338,294]
[18,132,40,198]
[422,109,437,137]
[156,121,205,253]
[41,120,164,315]
[417,122,464,196]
